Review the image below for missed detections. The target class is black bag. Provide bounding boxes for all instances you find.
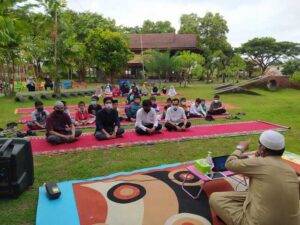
[0,138,34,197]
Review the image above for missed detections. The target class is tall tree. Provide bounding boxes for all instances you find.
[86,29,133,82]
[197,12,231,82]
[173,51,205,86]
[143,50,173,83]
[178,13,201,34]
[0,0,30,95]
[141,20,175,33]
[37,0,67,94]
[282,59,300,76]
[238,37,300,75]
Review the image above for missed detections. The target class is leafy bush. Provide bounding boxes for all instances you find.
[290,71,300,83]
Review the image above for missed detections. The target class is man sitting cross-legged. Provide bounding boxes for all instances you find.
[94,97,125,140]
[135,99,162,135]
[165,98,191,131]
[46,101,82,145]
[208,94,226,115]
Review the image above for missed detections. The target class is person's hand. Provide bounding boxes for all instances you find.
[237,140,250,152]
[65,125,71,131]
[65,135,74,140]
[111,132,116,138]
[148,127,155,133]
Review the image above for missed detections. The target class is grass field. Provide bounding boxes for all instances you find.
[0,83,299,225]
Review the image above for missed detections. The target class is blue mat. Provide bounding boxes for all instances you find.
[36,163,181,225]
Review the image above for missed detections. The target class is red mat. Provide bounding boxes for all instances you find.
[29,121,288,155]
[16,101,237,115]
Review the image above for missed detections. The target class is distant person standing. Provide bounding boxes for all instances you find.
[44,75,53,91]
[26,77,36,92]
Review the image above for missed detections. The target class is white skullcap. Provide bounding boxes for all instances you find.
[259,130,285,151]
[54,101,64,107]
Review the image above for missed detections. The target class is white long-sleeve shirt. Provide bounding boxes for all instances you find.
[135,108,158,131]
[189,103,201,115]
[165,106,186,124]
[189,103,207,116]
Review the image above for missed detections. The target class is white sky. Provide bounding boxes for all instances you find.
[59,0,300,47]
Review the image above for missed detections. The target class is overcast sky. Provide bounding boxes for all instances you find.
[65,0,299,47]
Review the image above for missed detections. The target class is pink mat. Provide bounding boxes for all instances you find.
[29,121,288,155]
[16,100,237,115]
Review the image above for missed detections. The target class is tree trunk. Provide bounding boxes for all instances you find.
[222,73,226,83]
[78,66,86,82]
[261,66,268,75]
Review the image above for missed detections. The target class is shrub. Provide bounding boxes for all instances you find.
[290,71,300,83]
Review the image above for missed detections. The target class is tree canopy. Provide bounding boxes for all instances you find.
[238,37,300,74]
[86,29,133,82]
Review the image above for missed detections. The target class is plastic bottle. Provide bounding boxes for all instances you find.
[206,151,213,167]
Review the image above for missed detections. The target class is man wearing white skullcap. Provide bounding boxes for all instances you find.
[210,130,300,225]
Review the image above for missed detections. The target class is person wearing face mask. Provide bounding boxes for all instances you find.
[27,100,49,130]
[75,101,95,126]
[180,97,190,117]
[189,98,203,118]
[208,94,226,115]
[161,98,172,120]
[94,97,125,140]
[210,130,300,225]
[150,96,159,112]
[126,96,142,122]
[135,99,162,135]
[88,96,102,116]
[164,98,191,131]
[46,101,82,145]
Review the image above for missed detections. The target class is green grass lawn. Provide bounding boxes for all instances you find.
[0,83,299,225]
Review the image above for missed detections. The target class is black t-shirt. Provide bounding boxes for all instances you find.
[95,109,120,133]
[88,104,102,115]
[210,101,222,110]
[152,87,158,93]
[46,111,72,136]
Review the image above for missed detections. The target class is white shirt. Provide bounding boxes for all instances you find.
[167,87,177,97]
[189,103,201,115]
[135,108,158,131]
[189,103,207,116]
[165,106,186,124]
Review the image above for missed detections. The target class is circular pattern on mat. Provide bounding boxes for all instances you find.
[164,213,211,225]
[107,182,146,204]
[168,170,200,187]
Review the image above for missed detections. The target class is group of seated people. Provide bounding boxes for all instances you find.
[28,95,195,145]
[26,92,226,145]
[161,94,227,120]
[105,81,178,98]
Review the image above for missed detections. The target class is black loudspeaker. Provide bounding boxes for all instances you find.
[0,138,34,197]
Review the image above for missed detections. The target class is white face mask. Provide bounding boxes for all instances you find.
[105,103,113,109]
[214,100,219,103]
[91,100,97,105]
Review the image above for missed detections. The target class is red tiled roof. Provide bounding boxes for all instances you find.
[129,33,198,51]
